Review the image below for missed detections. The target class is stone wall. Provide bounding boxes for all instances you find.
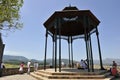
[2,66,50,76]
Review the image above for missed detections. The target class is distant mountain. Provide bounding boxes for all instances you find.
[30,59,43,63]
[46,58,78,65]
[2,55,43,64]
[94,58,120,66]
[103,58,120,65]
[3,55,29,62]
[2,55,120,66]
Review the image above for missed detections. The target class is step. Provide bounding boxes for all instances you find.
[31,72,107,80]
[104,76,115,80]
[30,69,114,80]
[30,72,48,80]
[34,71,51,78]
[38,69,108,75]
[31,72,112,79]
[31,73,114,80]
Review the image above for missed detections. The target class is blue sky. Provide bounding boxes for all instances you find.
[2,0,120,61]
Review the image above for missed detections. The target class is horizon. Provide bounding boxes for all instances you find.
[3,54,120,61]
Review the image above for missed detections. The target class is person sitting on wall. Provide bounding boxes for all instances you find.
[111,66,119,78]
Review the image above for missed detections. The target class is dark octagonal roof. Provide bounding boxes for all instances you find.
[44,6,100,36]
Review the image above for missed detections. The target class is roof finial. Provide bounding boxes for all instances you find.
[69,4,71,7]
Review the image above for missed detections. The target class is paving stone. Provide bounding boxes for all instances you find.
[0,73,37,80]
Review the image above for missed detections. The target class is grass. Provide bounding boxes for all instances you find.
[4,63,28,68]
[4,63,20,68]
[4,63,32,68]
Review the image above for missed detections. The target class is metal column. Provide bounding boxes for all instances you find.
[44,30,48,70]
[89,35,94,72]
[84,16,90,72]
[87,17,94,72]
[96,27,104,70]
[58,18,62,72]
[68,37,71,67]
[52,35,55,68]
[71,37,74,68]
[54,19,58,72]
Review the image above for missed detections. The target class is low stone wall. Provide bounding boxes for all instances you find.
[1,65,50,76]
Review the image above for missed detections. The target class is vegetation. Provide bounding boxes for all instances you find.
[3,60,43,68]
[4,63,19,68]
[4,59,25,65]
[4,61,44,68]
[0,0,24,32]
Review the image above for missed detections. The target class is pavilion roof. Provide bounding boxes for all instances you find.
[44,6,100,36]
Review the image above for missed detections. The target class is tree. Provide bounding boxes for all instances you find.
[0,0,23,31]
[0,0,23,77]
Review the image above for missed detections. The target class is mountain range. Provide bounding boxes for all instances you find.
[2,55,120,65]
[2,55,42,64]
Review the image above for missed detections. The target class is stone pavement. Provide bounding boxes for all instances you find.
[0,73,37,80]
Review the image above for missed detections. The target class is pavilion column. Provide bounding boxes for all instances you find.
[85,36,90,72]
[54,19,58,72]
[52,35,55,68]
[58,18,62,72]
[68,37,71,67]
[87,17,94,72]
[96,27,104,70]
[84,16,90,72]
[44,30,48,70]
[70,36,74,68]
[87,34,94,72]
[89,35,94,72]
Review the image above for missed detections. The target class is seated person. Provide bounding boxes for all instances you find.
[80,59,87,69]
[76,62,81,69]
[111,66,119,77]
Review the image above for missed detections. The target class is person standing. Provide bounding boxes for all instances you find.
[34,62,38,72]
[27,61,31,74]
[19,62,24,74]
[61,62,65,68]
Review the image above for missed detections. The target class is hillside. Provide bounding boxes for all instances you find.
[2,55,120,66]
[2,55,42,65]
[3,55,28,62]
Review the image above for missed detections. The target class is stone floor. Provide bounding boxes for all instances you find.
[0,69,120,80]
[0,73,37,80]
